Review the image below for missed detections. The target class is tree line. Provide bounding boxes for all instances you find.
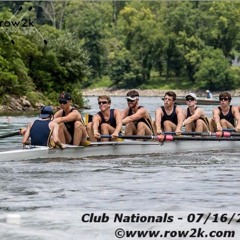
[0,1,240,107]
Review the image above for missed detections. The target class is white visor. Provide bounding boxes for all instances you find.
[126,96,139,101]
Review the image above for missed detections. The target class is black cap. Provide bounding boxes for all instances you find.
[59,93,72,102]
[39,106,53,119]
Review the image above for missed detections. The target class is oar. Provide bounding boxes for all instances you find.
[101,135,155,140]
[101,134,240,142]
[164,135,240,141]
[0,131,21,139]
[164,131,210,136]
[222,128,236,132]
[164,131,240,137]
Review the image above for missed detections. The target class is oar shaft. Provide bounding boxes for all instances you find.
[164,135,240,141]
[101,135,154,140]
[164,132,210,136]
[0,131,20,139]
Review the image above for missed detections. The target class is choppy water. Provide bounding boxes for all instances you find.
[0,97,240,239]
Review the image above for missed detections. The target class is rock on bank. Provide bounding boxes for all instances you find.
[0,95,44,112]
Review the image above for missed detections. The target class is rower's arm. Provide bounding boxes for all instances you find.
[54,110,79,124]
[212,108,222,130]
[233,106,240,131]
[155,108,163,134]
[22,122,32,145]
[183,108,204,126]
[113,109,122,135]
[176,107,185,132]
[92,115,101,138]
[51,123,64,149]
[122,107,146,125]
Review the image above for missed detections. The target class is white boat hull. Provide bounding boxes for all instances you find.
[0,140,239,161]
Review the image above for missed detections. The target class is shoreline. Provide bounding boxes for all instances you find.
[1,88,239,113]
[82,88,240,97]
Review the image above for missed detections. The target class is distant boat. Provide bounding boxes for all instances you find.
[161,97,219,105]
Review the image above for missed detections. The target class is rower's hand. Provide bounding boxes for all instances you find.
[111,131,119,139]
[60,144,67,149]
[216,123,222,132]
[20,128,27,135]
[235,127,240,132]
[156,129,162,135]
[94,131,101,139]
[175,129,182,136]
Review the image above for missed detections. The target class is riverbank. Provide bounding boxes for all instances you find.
[0,95,44,113]
[1,88,240,113]
[82,88,240,97]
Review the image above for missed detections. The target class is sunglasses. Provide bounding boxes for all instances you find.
[98,101,108,105]
[186,97,195,101]
[127,99,135,102]
[59,100,68,104]
[219,97,229,101]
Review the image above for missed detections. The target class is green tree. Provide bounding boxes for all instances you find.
[194,47,231,90]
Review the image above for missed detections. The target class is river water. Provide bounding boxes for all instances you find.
[0,96,240,239]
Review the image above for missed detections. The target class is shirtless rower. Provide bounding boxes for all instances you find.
[155,91,184,134]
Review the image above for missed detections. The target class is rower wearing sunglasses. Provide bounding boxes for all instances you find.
[121,90,155,136]
[182,93,210,132]
[212,92,240,132]
[155,91,184,134]
[87,95,122,141]
[53,93,88,145]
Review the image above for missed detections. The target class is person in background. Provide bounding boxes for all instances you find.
[54,93,88,145]
[183,93,209,132]
[87,95,122,142]
[212,92,240,132]
[155,91,184,134]
[121,90,155,136]
[206,90,213,99]
[22,106,64,148]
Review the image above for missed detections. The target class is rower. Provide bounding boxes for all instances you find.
[155,91,184,134]
[22,106,64,148]
[54,92,88,145]
[121,90,155,136]
[86,95,122,142]
[182,93,210,132]
[212,92,240,132]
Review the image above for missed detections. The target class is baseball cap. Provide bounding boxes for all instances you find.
[126,90,139,101]
[39,106,53,119]
[59,93,72,102]
[186,93,197,100]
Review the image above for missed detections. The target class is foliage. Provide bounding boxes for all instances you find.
[1,0,240,108]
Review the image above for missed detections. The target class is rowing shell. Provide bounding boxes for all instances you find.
[0,139,239,161]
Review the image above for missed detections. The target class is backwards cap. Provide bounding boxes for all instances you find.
[39,106,53,119]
